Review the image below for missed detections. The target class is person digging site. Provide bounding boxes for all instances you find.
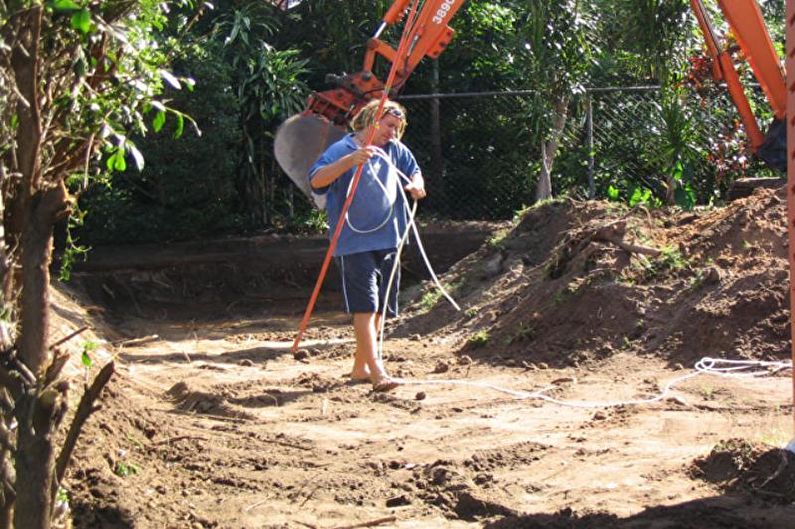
[308,99,426,392]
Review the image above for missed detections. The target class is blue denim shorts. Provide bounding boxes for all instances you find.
[336,249,400,315]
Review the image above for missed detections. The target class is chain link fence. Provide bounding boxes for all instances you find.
[395,85,757,219]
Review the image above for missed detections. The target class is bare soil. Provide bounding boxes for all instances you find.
[53,189,795,528]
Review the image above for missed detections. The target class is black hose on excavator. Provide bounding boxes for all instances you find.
[757,117,787,172]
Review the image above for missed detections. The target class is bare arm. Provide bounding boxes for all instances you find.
[404,172,426,200]
[310,147,376,189]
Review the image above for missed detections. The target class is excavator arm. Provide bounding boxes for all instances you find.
[275,0,466,199]
[690,0,786,170]
[309,0,464,126]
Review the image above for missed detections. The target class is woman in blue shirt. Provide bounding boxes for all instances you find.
[309,99,426,392]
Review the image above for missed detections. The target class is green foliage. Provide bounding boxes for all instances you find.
[468,330,490,348]
[78,37,244,244]
[58,199,91,281]
[219,4,310,226]
[418,288,444,314]
[114,460,139,478]
[75,1,315,243]
[81,341,98,369]
[511,323,536,343]
[634,246,689,280]
[651,85,702,207]
[55,486,69,505]
[288,208,328,235]
[601,0,694,82]
[487,228,509,249]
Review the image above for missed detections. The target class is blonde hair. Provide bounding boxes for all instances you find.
[350,99,407,140]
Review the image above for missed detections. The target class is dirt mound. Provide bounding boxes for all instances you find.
[692,438,795,503]
[67,375,166,528]
[396,188,790,369]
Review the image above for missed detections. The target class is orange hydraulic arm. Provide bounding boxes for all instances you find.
[690,0,785,154]
[305,0,466,126]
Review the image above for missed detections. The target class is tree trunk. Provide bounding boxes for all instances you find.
[664,172,676,205]
[5,6,44,319]
[535,94,569,202]
[0,445,14,529]
[536,141,553,201]
[14,401,54,529]
[7,7,69,529]
[14,183,68,529]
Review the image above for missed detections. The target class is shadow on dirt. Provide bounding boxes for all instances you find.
[70,504,135,529]
[485,494,793,528]
[118,344,293,365]
[691,439,795,503]
[166,380,314,417]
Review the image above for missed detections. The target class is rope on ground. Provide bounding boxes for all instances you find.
[397,357,793,410]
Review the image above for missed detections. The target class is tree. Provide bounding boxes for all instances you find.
[212,1,308,226]
[0,1,197,527]
[513,0,600,201]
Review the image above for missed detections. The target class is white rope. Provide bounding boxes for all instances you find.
[394,358,793,410]
[379,151,460,312]
[362,149,460,361]
[344,156,395,234]
[378,199,417,361]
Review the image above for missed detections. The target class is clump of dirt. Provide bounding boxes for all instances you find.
[691,438,795,503]
[166,381,257,418]
[407,459,519,521]
[396,188,790,369]
[690,438,767,483]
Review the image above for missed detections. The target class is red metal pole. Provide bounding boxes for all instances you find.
[786,0,795,449]
[291,1,422,353]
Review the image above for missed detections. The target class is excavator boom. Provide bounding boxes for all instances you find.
[691,0,786,170]
[276,0,788,203]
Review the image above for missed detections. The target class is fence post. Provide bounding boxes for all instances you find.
[586,93,595,199]
[430,60,445,196]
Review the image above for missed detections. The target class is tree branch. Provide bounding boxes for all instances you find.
[48,326,88,350]
[54,361,114,486]
[0,367,23,399]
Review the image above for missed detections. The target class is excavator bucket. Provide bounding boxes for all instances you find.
[274,113,347,203]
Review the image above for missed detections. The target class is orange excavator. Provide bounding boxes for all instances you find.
[274,0,787,195]
[274,0,465,199]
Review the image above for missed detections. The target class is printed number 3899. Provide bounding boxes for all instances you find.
[432,0,455,24]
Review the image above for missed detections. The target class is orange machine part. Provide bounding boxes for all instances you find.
[786,0,795,436]
[717,54,767,150]
[691,0,775,151]
[718,0,786,119]
[308,0,467,128]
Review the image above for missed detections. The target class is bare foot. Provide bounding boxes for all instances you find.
[372,376,401,393]
[349,369,371,383]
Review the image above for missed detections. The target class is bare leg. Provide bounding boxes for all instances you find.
[350,328,371,381]
[352,312,391,384]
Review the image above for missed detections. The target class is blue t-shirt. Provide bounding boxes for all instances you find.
[309,134,420,257]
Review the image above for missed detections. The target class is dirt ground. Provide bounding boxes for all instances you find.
[52,188,795,528]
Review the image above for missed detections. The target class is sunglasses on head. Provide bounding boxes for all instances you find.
[384,108,404,119]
